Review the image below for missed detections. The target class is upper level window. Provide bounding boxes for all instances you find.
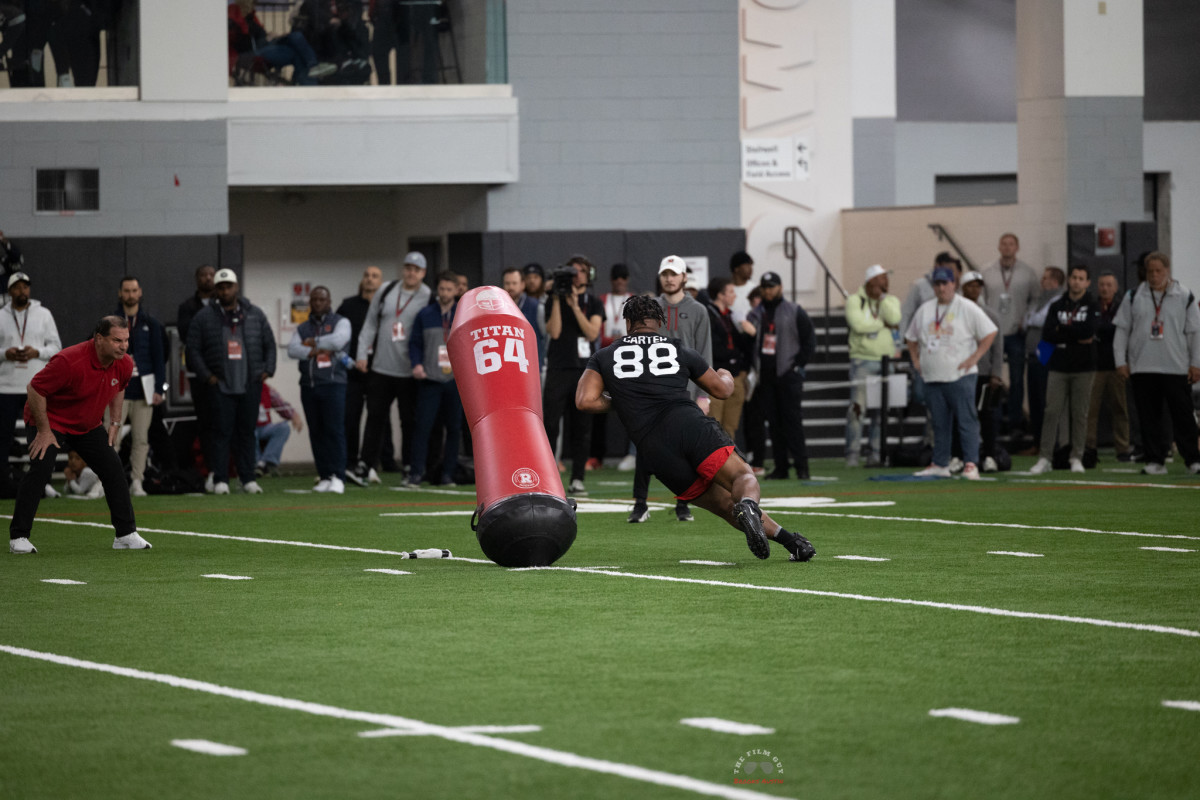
[36,169,99,213]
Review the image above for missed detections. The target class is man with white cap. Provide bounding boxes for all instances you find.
[186,268,276,494]
[352,251,432,484]
[0,272,61,496]
[844,264,901,467]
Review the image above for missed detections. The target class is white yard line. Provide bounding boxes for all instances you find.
[928,708,1019,725]
[517,567,1200,639]
[768,510,1200,542]
[364,568,413,575]
[41,579,87,585]
[1140,547,1195,553]
[680,718,775,735]
[832,556,890,562]
[988,551,1044,558]
[202,574,253,581]
[171,739,247,756]
[1010,478,1200,490]
[0,644,795,800]
[1163,700,1200,712]
[359,725,542,738]
[679,560,735,566]
[0,516,493,564]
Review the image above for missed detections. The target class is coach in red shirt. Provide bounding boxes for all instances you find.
[9,316,153,554]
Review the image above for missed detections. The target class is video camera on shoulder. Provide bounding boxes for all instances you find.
[550,258,596,298]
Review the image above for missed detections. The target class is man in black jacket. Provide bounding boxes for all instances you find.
[114,276,167,498]
[178,264,216,479]
[1085,270,1132,462]
[1030,265,1100,474]
[185,268,276,494]
[335,265,394,484]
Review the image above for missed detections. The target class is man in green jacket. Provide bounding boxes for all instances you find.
[845,264,901,466]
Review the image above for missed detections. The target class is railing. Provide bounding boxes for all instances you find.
[783,225,848,363]
[927,223,976,271]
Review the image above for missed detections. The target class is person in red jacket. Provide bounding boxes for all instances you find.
[10,316,152,554]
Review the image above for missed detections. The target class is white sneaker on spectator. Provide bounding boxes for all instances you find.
[1142,463,1168,475]
[86,482,105,499]
[242,481,264,494]
[947,457,964,474]
[1069,458,1085,473]
[1029,458,1053,474]
[845,453,860,468]
[44,483,60,498]
[982,456,998,473]
[314,479,331,493]
[10,537,36,554]
[309,62,337,79]
[113,532,152,550]
[962,463,980,480]
[328,476,345,494]
[213,481,230,495]
[367,467,381,484]
[131,479,147,497]
[914,464,952,477]
[1188,462,1200,475]
[205,473,215,493]
[568,478,587,495]
[617,454,637,471]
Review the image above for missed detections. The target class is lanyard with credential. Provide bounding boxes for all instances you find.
[934,302,950,333]
[395,288,416,319]
[10,306,28,346]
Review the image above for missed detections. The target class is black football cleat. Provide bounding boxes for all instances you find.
[779,529,816,562]
[627,503,650,523]
[734,498,770,560]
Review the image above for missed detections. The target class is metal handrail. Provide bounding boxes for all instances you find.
[783,225,848,363]
[927,224,976,271]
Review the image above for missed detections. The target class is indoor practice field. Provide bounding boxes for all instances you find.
[2,459,1199,800]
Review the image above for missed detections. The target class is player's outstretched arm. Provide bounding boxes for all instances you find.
[696,367,734,401]
[575,369,612,414]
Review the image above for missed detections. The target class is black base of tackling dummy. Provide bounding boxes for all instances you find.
[474,493,577,568]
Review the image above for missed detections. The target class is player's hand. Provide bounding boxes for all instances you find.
[1189,366,1200,385]
[22,347,38,360]
[4,347,18,361]
[355,359,368,373]
[29,430,57,461]
[716,368,732,381]
[207,374,219,385]
[151,392,165,406]
[566,291,579,309]
[1116,365,1130,380]
[291,416,303,433]
[302,337,316,347]
[989,376,1003,389]
[107,423,120,447]
[412,364,427,381]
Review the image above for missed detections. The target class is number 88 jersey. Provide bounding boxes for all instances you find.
[585,333,710,445]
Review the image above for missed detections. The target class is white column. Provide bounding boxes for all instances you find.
[140,3,227,102]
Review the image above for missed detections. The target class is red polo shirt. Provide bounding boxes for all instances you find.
[25,340,133,436]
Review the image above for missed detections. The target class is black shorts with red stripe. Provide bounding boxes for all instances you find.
[639,412,736,501]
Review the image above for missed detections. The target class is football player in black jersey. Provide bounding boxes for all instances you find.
[576,296,814,561]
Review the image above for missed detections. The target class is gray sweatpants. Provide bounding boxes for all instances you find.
[1040,370,1095,461]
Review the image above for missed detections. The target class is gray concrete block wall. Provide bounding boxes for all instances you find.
[853,118,897,208]
[1064,96,1145,225]
[489,0,740,231]
[0,120,227,237]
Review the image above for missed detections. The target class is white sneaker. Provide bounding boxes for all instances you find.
[313,479,332,493]
[568,478,587,495]
[1142,463,1168,476]
[86,482,105,499]
[845,453,860,468]
[617,454,637,471]
[113,532,152,550]
[328,476,345,494]
[131,479,147,497]
[10,537,36,554]
[242,481,264,494]
[367,468,381,484]
[962,463,980,481]
[947,457,964,474]
[1069,458,1085,473]
[213,481,230,495]
[205,473,215,493]
[1029,458,1053,475]
[1188,462,1200,475]
[44,483,60,498]
[914,464,952,477]
[982,456,998,473]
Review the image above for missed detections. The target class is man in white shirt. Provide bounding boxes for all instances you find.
[905,267,998,480]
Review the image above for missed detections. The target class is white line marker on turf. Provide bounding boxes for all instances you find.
[202,574,253,581]
[359,725,542,738]
[833,556,890,562]
[364,568,413,575]
[0,644,797,800]
[680,560,734,566]
[41,579,87,585]
[1163,700,1200,712]
[1011,478,1200,490]
[680,718,775,735]
[517,568,1200,639]
[170,739,247,756]
[1140,547,1195,553]
[988,551,1044,558]
[928,708,1019,725]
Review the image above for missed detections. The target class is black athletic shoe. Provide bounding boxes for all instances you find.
[779,529,816,562]
[675,503,694,522]
[734,498,770,560]
[627,503,650,523]
[764,470,789,480]
[345,463,368,487]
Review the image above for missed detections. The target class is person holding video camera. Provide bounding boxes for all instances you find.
[544,255,605,495]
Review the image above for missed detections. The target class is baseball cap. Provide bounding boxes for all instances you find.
[931,266,956,283]
[658,255,686,275]
[403,252,427,270]
[961,270,984,285]
[759,271,782,288]
[523,262,544,278]
[214,268,238,285]
[864,264,890,283]
[7,271,30,290]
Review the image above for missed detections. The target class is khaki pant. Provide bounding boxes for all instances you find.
[1041,371,1094,461]
[1085,369,1130,454]
[118,398,155,482]
[707,370,747,441]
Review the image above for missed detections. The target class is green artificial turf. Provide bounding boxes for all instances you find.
[2,459,1198,799]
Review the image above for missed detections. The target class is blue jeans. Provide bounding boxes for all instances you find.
[257,32,320,85]
[300,382,347,481]
[255,421,291,467]
[1003,332,1026,429]
[410,379,463,483]
[845,358,883,460]
[925,375,979,468]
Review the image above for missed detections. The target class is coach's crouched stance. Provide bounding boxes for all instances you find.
[9,316,152,554]
[576,295,814,562]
